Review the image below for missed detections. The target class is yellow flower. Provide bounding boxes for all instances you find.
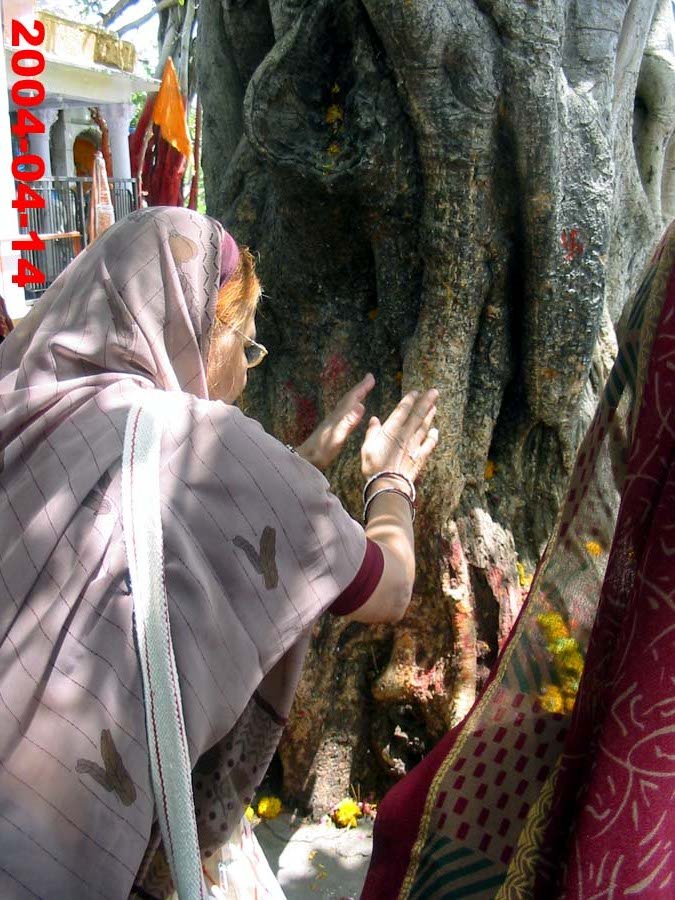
[559,674,580,696]
[585,540,603,558]
[516,562,532,589]
[327,142,341,156]
[563,694,576,714]
[244,806,255,822]
[549,637,577,656]
[484,460,496,480]
[537,612,569,643]
[325,104,344,125]
[539,684,564,714]
[257,796,282,819]
[557,648,584,677]
[332,798,362,829]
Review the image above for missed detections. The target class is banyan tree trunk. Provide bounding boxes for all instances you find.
[197,0,675,813]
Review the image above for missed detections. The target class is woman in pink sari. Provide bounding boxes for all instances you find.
[361,222,675,899]
[0,206,438,899]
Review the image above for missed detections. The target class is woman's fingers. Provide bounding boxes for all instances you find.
[399,388,439,444]
[354,372,376,402]
[416,404,437,441]
[329,374,375,427]
[335,373,375,416]
[381,390,420,435]
[332,401,365,443]
[413,426,439,471]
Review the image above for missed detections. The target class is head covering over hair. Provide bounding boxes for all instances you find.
[219,231,240,285]
[0,207,367,899]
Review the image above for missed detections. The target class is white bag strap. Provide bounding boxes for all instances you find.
[122,395,207,900]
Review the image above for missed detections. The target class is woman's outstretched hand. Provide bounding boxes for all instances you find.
[295,373,376,471]
[361,388,439,481]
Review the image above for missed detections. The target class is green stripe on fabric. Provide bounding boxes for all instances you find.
[451,872,508,898]
[510,650,531,694]
[624,342,638,390]
[412,845,475,894]
[414,841,466,889]
[605,365,624,406]
[518,631,545,692]
[419,858,495,899]
[629,267,655,328]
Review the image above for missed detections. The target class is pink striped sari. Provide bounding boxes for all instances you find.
[0,207,367,899]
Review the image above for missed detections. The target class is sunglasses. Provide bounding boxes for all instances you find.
[234,328,268,368]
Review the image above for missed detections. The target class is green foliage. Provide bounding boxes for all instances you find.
[129,60,155,130]
[73,0,104,17]
[196,166,205,214]
[129,91,146,130]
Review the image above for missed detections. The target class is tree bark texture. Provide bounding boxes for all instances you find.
[198,0,675,813]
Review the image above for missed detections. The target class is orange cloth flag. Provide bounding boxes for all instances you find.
[152,58,191,159]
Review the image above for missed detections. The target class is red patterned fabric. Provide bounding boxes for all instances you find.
[362,224,675,899]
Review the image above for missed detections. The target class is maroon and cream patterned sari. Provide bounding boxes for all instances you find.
[0,207,367,899]
[362,224,675,899]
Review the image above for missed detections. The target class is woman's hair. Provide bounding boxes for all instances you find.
[215,246,261,332]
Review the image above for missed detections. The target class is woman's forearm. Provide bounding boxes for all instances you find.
[349,480,416,623]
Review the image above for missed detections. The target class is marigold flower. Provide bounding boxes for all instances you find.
[559,675,580,696]
[558,648,584,677]
[537,612,569,642]
[585,540,603,557]
[244,806,255,822]
[257,796,282,819]
[550,637,578,656]
[563,694,576,714]
[325,104,344,125]
[539,684,564,714]
[332,798,362,829]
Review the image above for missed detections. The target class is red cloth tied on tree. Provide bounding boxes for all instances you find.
[129,59,192,208]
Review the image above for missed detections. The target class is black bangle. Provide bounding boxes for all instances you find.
[363,470,416,504]
[363,487,415,524]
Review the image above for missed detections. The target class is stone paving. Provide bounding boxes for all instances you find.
[256,814,374,899]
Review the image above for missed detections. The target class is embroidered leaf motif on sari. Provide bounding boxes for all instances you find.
[76,729,137,807]
[234,526,279,589]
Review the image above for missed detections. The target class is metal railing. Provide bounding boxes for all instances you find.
[14,176,138,300]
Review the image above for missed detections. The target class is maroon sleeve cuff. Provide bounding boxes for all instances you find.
[329,538,384,616]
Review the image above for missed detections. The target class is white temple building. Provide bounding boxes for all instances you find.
[1,0,158,318]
